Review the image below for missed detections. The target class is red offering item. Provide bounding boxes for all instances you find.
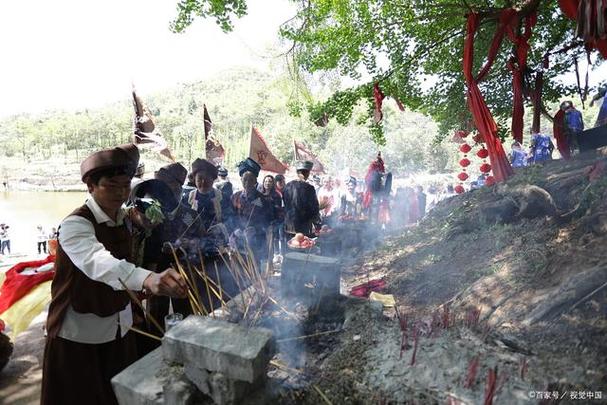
[287,235,316,249]
[349,279,386,298]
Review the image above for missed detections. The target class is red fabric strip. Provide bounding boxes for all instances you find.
[464,13,514,182]
[0,256,55,315]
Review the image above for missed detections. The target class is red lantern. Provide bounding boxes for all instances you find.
[479,163,492,173]
[456,130,469,138]
[454,184,465,194]
[476,148,489,159]
[457,172,469,181]
[459,158,471,167]
[459,143,471,153]
[484,176,496,186]
[472,133,483,144]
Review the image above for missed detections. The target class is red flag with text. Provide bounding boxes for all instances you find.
[249,127,287,174]
[293,140,326,174]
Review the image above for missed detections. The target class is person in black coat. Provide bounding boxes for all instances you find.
[282,160,320,237]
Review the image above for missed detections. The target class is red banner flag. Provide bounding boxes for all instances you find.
[132,90,175,161]
[202,104,225,164]
[293,140,326,174]
[249,127,288,174]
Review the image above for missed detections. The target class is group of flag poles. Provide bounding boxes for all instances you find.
[132,87,326,175]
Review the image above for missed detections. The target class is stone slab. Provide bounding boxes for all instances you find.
[281,252,341,299]
[163,316,275,383]
[163,373,200,405]
[185,364,259,405]
[112,347,175,405]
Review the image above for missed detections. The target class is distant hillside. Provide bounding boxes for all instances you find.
[0,66,458,179]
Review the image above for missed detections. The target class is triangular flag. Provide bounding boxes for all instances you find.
[132,89,175,161]
[201,104,225,164]
[293,140,326,174]
[203,104,212,139]
[249,127,288,174]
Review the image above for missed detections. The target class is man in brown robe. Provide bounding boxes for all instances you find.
[41,144,187,405]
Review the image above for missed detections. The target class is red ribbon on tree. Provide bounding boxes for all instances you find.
[459,158,471,167]
[373,83,386,123]
[480,163,492,173]
[506,12,537,143]
[463,12,514,182]
[458,172,469,181]
[455,184,465,194]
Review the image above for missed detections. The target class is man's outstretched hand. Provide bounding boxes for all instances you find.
[143,268,187,298]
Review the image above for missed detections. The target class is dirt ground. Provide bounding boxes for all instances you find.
[0,312,45,405]
[293,150,607,404]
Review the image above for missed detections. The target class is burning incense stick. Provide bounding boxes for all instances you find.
[276,329,341,343]
[198,256,215,317]
[269,359,301,374]
[122,324,163,342]
[118,278,164,335]
[213,261,224,306]
[313,385,333,405]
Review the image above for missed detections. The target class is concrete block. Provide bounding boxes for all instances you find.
[185,364,259,405]
[184,363,211,395]
[112,347,172,405]
[163,373,200,405]
[163,316,275,383]
[281,252,341,300]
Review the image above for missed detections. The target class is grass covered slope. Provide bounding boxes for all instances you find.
[305,150,607,404]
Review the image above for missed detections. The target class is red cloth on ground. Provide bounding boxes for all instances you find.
[350,279,386,298]
[463,12,515,182]
[0,256,55,315]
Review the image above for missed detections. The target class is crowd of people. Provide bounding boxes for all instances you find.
[40,143,461,404]
[0,224,59,256]
[506,94,607,168]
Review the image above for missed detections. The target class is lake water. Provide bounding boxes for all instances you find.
[0,191,88,256]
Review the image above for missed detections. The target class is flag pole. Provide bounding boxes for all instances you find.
[248,123,253,160]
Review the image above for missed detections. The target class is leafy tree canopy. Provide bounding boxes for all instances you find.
[171,0,605,144]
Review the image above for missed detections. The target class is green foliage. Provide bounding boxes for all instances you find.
[169,0,605,144]
[171,0,247,33]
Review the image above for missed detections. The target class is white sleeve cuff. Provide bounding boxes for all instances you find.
[122,267,153,291]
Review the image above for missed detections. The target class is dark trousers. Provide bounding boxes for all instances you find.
[41,333,137,405]
[38,241,47,254]
[1,240,10,254]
